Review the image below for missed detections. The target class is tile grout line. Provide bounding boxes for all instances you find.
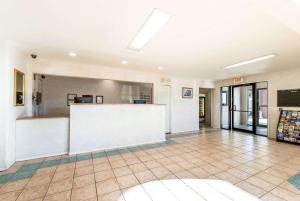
[131,149,163,201]
[107,152,129,201]
[69,156,77,201]
[92,152,103,201]
[9,172,31,201]
[43,159,65,200]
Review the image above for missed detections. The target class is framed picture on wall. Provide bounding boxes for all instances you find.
[182,87,193,98]
[67,93,77,106]
[96,96,104,104]
[14,69,25,106]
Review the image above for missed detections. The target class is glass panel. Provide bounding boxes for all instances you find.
[221,92,227,105]
[233,85,253,111]
[256,87,268,136]
[221,87,230,129]
[233,111,253,131]
[258,89,268,126]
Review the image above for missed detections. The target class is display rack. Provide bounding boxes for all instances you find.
[277,110,300,144]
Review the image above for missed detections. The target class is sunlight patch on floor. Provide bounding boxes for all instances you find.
[121,179,260,201]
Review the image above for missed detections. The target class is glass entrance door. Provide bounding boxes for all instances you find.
[221,86,231,130]
[232,84,255,133]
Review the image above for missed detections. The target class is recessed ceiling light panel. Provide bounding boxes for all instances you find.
[128,9,171,51]
[158,66,164,70]
[69,52,76,57]
[223,54,277,69]
[122,60,128,64]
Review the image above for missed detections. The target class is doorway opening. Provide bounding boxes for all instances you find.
[199,88,212,128]
[220,82,268,136]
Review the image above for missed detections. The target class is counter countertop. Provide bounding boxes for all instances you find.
[17,115,69,120]
[70,103,165,106]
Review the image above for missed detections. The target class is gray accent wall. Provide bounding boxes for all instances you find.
[33,74,153,116]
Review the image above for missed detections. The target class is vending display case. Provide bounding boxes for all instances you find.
[277,110,300,144]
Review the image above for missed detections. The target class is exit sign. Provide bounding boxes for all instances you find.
[233,77,244,84]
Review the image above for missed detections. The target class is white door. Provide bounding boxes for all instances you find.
[157,85,171,133]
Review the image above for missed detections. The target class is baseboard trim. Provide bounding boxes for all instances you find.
[170,130,200,135]
[69,139,166,155]
[16,152,68,162]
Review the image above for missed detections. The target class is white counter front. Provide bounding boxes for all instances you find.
[70,104,166,154]
[16,117,69,160]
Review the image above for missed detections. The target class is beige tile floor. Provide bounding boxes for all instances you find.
[1,129,300,201]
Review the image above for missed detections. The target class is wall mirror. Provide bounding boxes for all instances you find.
[14,69,25,106]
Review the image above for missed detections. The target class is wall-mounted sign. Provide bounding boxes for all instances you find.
[233,77,244,84]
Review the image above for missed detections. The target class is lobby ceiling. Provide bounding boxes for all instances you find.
[1,0,300,80]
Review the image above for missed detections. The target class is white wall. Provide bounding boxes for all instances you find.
[213,68,300,139]
[5,42,30,168]
[0,41,30,170]
[170,78,200,133]
[0,39,7,170]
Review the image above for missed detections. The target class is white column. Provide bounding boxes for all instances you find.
[0,39,8,170]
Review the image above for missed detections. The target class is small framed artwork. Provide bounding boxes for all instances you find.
[14,69,25,106]
[67,93,77,106]
[182,87,193,98]
[96,96,104,104]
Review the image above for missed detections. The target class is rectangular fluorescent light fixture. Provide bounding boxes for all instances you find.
[223,54,277,69]
[128,9,171,50]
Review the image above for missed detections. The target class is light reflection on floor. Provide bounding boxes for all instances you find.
[121,179,259,201]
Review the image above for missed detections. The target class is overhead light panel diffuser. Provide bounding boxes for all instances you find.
[128,9,171,50]
[223,54,277,69]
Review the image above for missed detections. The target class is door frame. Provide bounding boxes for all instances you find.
[256,88,268,128]
[220,86,231,130]
[231,83,256,133]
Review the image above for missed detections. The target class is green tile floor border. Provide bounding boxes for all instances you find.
[0,139,176,184]
[167,132,200,139]
[288,172,300,190]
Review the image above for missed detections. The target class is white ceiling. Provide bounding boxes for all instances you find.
[1,0,300,80]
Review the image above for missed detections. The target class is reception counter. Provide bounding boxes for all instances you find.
[16,116,69,160]
[69,104,166,154]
